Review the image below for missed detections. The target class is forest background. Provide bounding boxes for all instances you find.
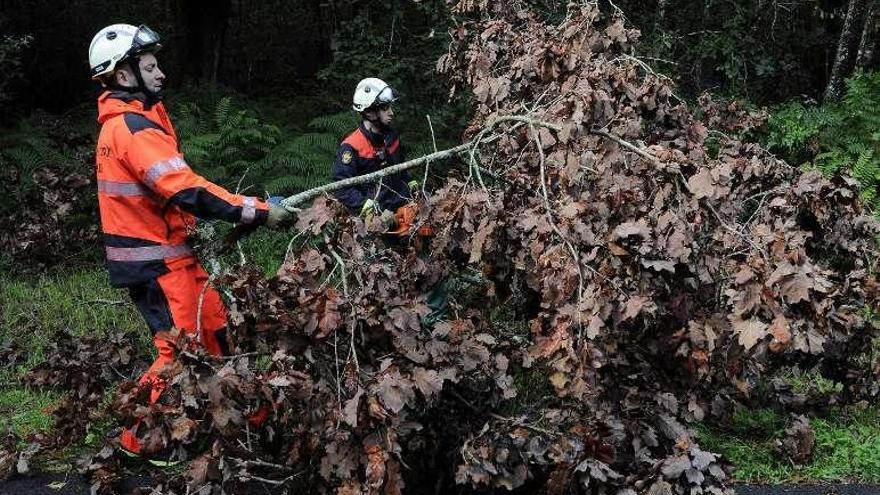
[3,0,880,487]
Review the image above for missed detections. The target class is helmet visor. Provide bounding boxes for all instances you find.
[375,86,399,106]
[129,25,161,56]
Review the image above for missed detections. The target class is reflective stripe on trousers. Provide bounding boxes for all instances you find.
[105,244,192,262]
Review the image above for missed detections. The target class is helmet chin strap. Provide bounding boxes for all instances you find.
[363,110,389,133]
[119,56,163,110]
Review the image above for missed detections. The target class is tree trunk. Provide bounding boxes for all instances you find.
[657,0,667,25]
[825,0,869,101]
[178,0,232,83]
[856,1,879,69]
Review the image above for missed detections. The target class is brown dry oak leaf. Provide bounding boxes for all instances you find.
[731,317,768,351]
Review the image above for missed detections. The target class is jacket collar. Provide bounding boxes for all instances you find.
[96,90,174,140]
[358,121,392,146]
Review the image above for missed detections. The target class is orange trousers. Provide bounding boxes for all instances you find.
[120,260,229,453]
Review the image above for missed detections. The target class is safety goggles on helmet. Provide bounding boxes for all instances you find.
[128,25,161,58]
[371,86,399,109]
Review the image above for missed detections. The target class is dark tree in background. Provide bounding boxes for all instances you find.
[823,0,880,101]
[0,0,450,122]
[826,0,870,101]
[178,0,232,84]
[856,1,880,67]
[0,0,879,119]
[610,0,880,102]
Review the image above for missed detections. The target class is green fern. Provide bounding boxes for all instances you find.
[308,112,358,136]
[766,70,880,213]
[177,96,280,189]
[0,122,85,217]
[214,96,234,129]
[179,101,437,200]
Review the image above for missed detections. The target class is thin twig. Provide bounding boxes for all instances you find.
[590,128,661,166]
[234,168,252,265]
[80,299,126,306]
[467,127,491,192]
[180,350,220,372]
[704,201,768,261]
[284,228,309,262]
[424,114,438,198]
[231,457,294,472]
[236,473,301,486]
[488,413,560,437]
[195,274,216,338]
[743,191,768,230]
[333,324,342,428]
[329,249,349,297]
[530,122,585,339]
[235,167,251,195]
[347,319,360,375]
[449,388,478,412]
[216,352,265,361]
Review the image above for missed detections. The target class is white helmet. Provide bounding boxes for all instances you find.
[352,77,399,112]
[88,24,161,79]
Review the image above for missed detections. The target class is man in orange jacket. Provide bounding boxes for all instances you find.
[88,24,291,455]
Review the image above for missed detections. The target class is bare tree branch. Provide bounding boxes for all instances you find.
[279,115,561,211]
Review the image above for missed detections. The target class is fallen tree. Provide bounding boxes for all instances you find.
[16,1,879,494]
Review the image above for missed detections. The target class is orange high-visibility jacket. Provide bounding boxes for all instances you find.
[95,91,269,287]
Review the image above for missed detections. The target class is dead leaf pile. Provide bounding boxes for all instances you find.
[55,2,880,494]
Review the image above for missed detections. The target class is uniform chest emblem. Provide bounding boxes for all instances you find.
[341,150,353,164]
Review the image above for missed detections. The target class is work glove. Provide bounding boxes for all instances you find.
[266,203,292,228]
[360,199,379,220]
[408,180,420,192]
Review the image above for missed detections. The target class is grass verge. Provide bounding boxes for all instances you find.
[1,266,147,448]
[0,267,148,376]
[698,406,880,483]
[0,388,60,438]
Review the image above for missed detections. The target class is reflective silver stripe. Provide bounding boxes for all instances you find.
[241,197,257,224]
[97,180,150,196]
[105,244,192,262]
[144,157,189,188]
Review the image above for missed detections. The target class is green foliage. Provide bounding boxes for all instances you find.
[0,388,60,438]
[0,33,31,114]
[0,109,100,273]
[176,96,281,188]
[728,408,786,439]
[616,0,831,102]
[0,133,67,216]
[0,268,147,378]
[229,227,298,277]
[0,113,90,218]
[315,0,467,144]
[175,95,354,197]
[808,408,880,481]
[315,0,449,99]
[698,405,880,483]
[777,367,843,396]
[255,112,355,197]
[765,71,880,212]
